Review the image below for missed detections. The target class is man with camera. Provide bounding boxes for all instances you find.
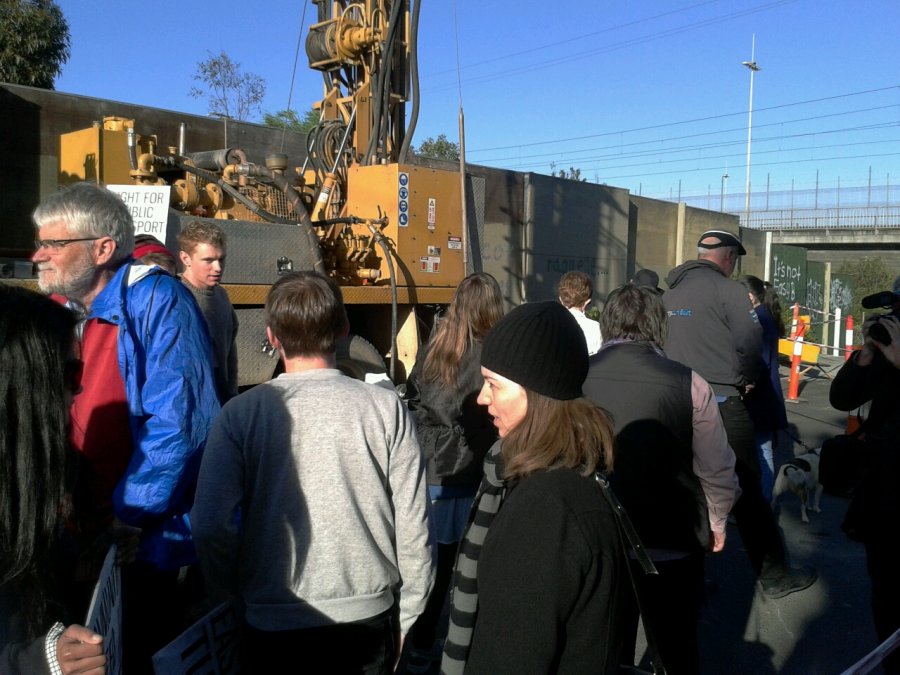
[830,276,900,673]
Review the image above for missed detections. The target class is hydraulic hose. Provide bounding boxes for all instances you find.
[153,155,324,272]
[398,0,421,163]
[363,0,403,164]
[368,225,398,382]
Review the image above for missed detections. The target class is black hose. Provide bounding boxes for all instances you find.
[398,0,421,163]
[371,232,398,381]
[363,0,403,164]
[236,162,311,224]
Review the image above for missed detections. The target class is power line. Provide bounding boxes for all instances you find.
[467,84,900,153]
[424,0,800,95]
[598,150,900,181]
[480,105,900,167]
[425,0,724,78]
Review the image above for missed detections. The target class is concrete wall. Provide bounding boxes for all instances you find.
[628,196,679,286]
[628,197,762,288]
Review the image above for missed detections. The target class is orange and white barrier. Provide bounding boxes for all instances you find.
[845,315,855,361]
[790,303,800,339]
[786,318,807,403]
[832,307,842,356]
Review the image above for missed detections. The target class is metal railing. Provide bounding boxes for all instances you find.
[744,205,900,230]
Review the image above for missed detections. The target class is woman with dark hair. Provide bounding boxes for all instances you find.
[0,285,106,674]
[441,301,626,675]
[739,275,788,501]
[404,272,503,670]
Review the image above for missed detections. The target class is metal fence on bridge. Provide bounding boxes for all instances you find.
[670,180,900,230]
[744,205,900,230]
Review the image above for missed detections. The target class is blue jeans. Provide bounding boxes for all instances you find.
[756,431,775,503]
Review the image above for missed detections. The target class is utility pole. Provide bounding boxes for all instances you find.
[742,35,761,227]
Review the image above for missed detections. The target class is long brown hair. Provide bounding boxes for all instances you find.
[501,390,616,479]
[421,272,503,388]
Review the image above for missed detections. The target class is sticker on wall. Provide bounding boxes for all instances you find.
[447,236,462,251]
[398,173,410,227]
[427,198,436,231]
[427,246,441,256]
[420,256,441,273]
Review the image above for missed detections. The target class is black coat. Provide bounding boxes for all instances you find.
[466,467,627,674]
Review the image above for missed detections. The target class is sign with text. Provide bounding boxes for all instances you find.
[107,185,171,241]
[85,545,122,675]
[770,244,807,307]
[152,601,242,675]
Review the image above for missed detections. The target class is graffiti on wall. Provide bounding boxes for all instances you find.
[771,252,805,304]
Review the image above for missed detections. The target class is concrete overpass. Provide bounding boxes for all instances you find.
[742,205,900,266]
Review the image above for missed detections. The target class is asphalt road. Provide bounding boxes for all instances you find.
[689,359,882,675]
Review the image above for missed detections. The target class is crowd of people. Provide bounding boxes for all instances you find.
[1,180,897,674]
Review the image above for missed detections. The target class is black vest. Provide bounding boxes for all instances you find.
[584,342,710,552]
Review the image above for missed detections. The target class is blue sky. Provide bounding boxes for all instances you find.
[55,1,900,203]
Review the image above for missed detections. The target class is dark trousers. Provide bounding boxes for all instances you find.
[718,397,788,578]
[621,552,705,675]
[865,538,900,673]
[243,608,397,675]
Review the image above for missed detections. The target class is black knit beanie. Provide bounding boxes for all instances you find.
[481,301,588,400]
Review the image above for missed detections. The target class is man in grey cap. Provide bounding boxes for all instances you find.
[663,229,817,599]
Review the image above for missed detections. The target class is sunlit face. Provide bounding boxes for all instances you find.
[181,243,226,290]
[477,367,528,438]
[32,220,100,300]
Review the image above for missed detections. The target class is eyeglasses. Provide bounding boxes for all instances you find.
[34,238,101,251]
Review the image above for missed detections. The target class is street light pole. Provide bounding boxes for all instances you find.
[742,35,760,227]
[720,171,729,211]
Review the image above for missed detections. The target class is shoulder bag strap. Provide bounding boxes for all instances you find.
[595,471,667,675]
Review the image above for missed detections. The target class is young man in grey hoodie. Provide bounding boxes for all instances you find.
[192,271,434,673]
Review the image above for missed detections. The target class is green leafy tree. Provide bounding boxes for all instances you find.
[0,0,70,89]
[414,134,460,161]
[263,108,319,134]
[838,256,895,339]
[189,51,266,121]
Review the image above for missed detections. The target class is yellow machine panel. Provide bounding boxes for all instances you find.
[344,164,464,288]
[59,124,134,186]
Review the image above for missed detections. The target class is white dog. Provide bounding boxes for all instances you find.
[772,449,823,524]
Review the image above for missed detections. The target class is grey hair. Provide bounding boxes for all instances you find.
[33,183,134,263]
[697,245,738,257]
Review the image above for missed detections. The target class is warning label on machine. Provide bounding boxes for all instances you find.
[427,198,436,231]
[448,236,462,250]
[420,256,441,273]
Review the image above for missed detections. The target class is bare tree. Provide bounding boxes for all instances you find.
[189,51,266,121]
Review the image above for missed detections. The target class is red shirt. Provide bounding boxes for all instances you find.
[69,316,132,534]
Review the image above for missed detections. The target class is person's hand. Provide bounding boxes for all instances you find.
[56,624,105,675]
[710,530,726,553]
[111,517,141,565]
[869,316,900,369]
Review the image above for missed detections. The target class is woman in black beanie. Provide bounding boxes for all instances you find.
[441,301,627,675]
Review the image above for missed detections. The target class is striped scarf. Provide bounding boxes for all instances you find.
[440,441,506,675]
